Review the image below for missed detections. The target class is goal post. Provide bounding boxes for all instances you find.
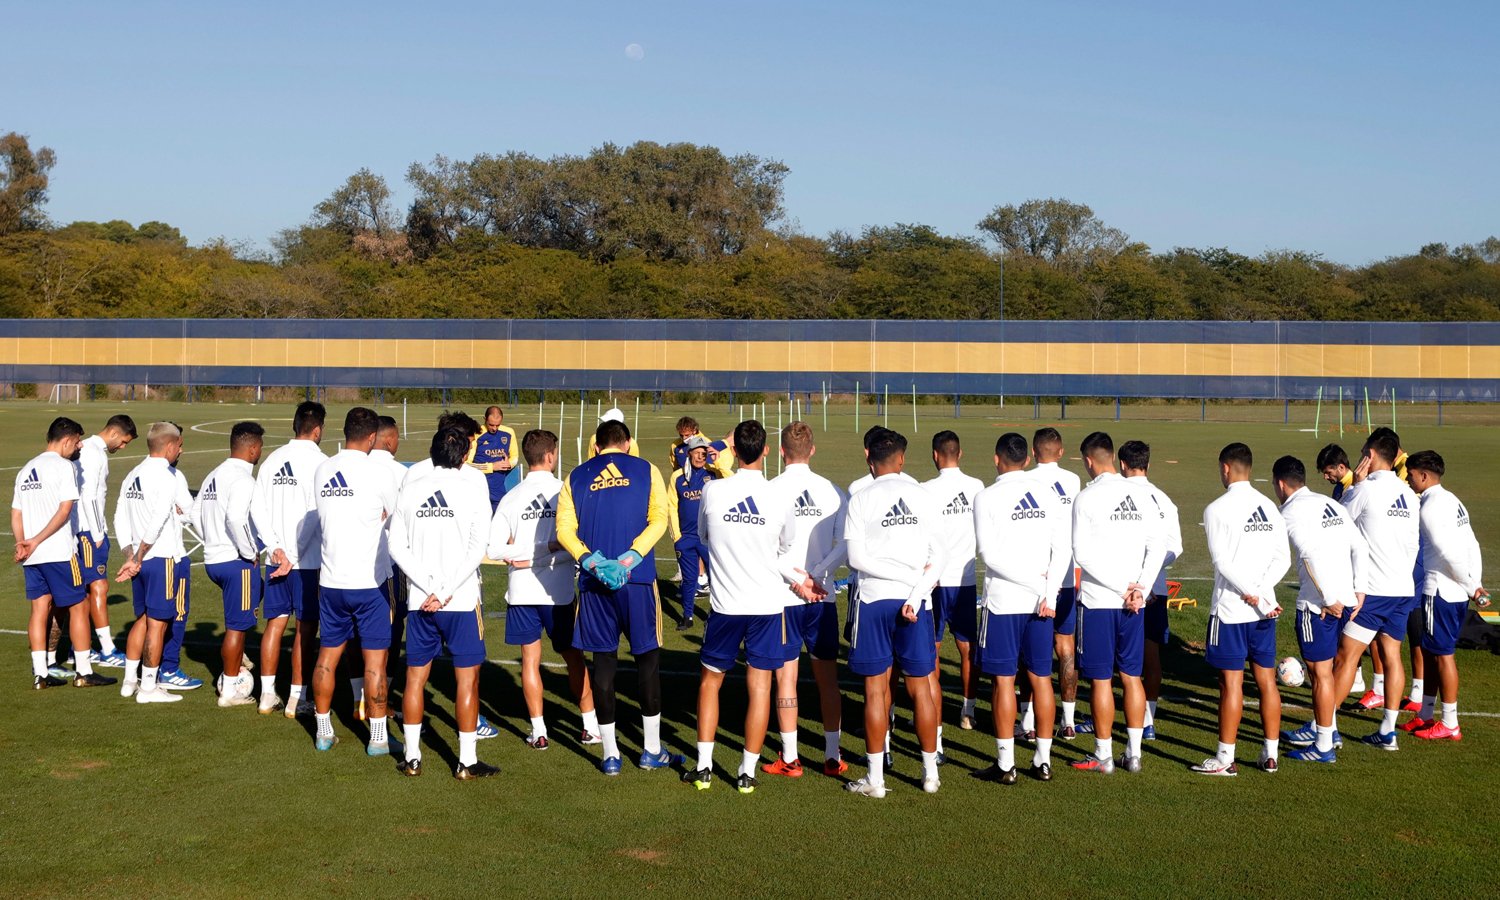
[48,383,81,404]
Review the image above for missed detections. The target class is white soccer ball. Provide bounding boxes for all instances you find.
[1276,656,1306,688]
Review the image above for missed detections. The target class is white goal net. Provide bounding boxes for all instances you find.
[48,383,81,404]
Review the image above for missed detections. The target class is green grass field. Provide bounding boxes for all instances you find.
[3,398,1497,898]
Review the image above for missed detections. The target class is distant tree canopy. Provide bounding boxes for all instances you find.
[0,133,1497,323]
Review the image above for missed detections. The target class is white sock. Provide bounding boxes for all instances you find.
[1380,708,1399,732]
[642,714,661,754]
[124,658,140,683]
[1096,737,1112,760]
[31,650,47,678]
[1315,724,1335,752]
[350,677,364,704]
[1126,727,1143,759]
[921,749,938,781]
[741,749,759,777]
[997,737,1015,770]
[1373,673,1385,694]
[1216,741,1235,764]
[1351,665,1366,691]
[1441,701,1458,729]
[1145,700,1158,727]
[95,627,116,655]
[369,716,387,744]
[1034,737,1053,767]
[961,697,976,717]
[459,731,477,766]
[1020,701,1034,732]
[582,708,599,735]
[530,716,547,739]
[867,751,884,786]
[696,741,714,771]
[1264,738,1279,759]
[1409,678,1424,702]
[288,684,304,703]
[1419,694,1437,720]
[73,650,93,677]
[883,731,891,754]
[1331,710,1340,732]
[404,724,422,760]
[1062,701,1077,727]
[142,666,159,691]
[46,649,57,667]
[936,725,944,754]
[600,722,619,760]
[260,676,276,699]
[780,731,797,763]
[824,730,841,761]
[315,712,333,739]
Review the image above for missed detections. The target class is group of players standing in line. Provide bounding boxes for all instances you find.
[11,403,1486,791]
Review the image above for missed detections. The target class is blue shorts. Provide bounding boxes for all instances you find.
[1206,616,1278,671]
[573,583,661,655]
[264,568,319,621]
[785,602,840,661]
[1296,607,1349,664]
[1346,594,1409,644]
[932,585,978,643]
[505,602,578,652]
[132,556,188,622]
[77,534,109,585]
[1053,587,1078,636]
[406,607,486,668]
[24,559,87,606]
[1144,594,1170,645]
[977,608,1054,678]
[701,611,787,672]
[319,586,392,650]
[1077,606,1144,681]
[207,560,262,632]
[1420,595,1465,656]
[1385,594,1422,641]
[847,598,937,678]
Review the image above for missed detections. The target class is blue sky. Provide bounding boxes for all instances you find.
[7,1,1497,263]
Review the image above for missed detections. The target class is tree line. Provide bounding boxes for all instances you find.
[2,131,1498,322]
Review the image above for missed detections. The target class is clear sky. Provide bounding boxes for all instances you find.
[8,1,1497,264]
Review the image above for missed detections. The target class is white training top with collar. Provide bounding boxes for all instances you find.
[12,450,81,565]
[488,470,576,607]
[1280,485,1368,611]
[1341,469,1420,597]
[388,466,490,612]
[771,462,848,604]
[844,472,947,607]
[1203,480,1292,624]
[974,469,1071,615]
[1418,483,1483,603]
[192,457,260,565]
[114,457,193,562]
[314,449,399,590]
[1071,471,1167,611]
[698,468,802,616]
[922,466,984,587]
[250,438,327,570]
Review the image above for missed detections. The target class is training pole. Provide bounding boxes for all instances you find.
[883,384,889,428]
[912,383,918,434]
[1393,389,1398,431]
[402,398,407,437]
[538,399,543,431]
[1364,387,1372,435]
[822,386,827,433]
[1338,387,1344,439]
[855,381,860,433]
[1312,386,1322,434]
[634,395,640,437]
[579,399,586,466]
[776,400,783,475]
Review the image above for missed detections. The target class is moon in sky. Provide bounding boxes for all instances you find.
[625,43,645,61]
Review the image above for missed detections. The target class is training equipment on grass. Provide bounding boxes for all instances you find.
[1277,656,1307,688]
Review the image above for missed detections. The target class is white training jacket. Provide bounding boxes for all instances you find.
[1418,483,1483,603]
[1280,485,1368,612]
[114,457,193,562]
[250,438,327,570]
[488,470,576,607]
[12,450,80,565]
[1203,480,1292,624]
[388,466,489,612]
[974,469,1070,615]
[1341,469,1420,597]
[771,463,848,605]
[698,469,801,617]
[74,435,110,541]
[922,466,984,588]
[369,448,408,579]
[1127,474,1182,596]
[844,472,947,607]
[192,458,259,565]
[1071,471,1167,611]
[314,449,399,591]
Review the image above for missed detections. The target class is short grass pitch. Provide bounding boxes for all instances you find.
[2,399,1496,897]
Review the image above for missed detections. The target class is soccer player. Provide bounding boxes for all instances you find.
[586,408,641,458]
[1404,450,1485,741]
[557,418,678,775]
[667,435,718,629]
[1317,444,1354,503]
[1025,427,1082,739]
[489,429,600,750]
[1119,440,1182,741]
[390,426,497,779]
[919,430,983,758]
[114,422,195,703]
[250,401,326,716]
[682,420,809,794]
[365,415,411,713]
[1275,455,1367,763]
[472,406,519,512]
[767,421,848,777]
[668,416,734,478]
[12,417,114,689]
[843,429,946,797]
[1192,443,1291,776]
[1357,427,1423,712]
[75,414,137,667]
[192,422,267,708]
[973,432,1069,783]
[1068,432,1165,774]
[1328,429,1420,750]
[402,412,489,495]
[310,407,400,754]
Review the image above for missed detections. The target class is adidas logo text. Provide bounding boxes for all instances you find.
[590,463,630,492]
[1321,504,1345,528]
[723,497,766,525]
[1011,492,1046,520]
[1244,506,1274,533]
[1110,495,1142,522]
[320,471,353,498]
[416,490,454,518]
[19,468,42,492]
[793,489,822,517]
[521,495,555,521]
[271,462,297,486]
[881,498,918,527]
[1387,495,1410,518]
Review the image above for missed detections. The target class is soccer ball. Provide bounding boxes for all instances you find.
[1276,657,1306,688]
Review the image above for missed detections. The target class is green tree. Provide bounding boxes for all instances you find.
[977,198,1128,269]
[0,132,56,235]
